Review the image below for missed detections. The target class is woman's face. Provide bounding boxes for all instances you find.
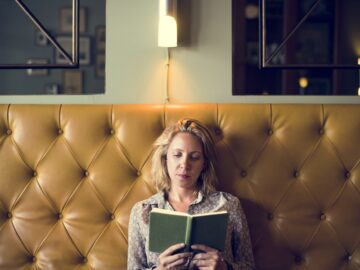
[166,132,204,191]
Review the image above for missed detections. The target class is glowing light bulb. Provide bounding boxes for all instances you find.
[299,77,308,89]
[358,58,360,95]
[158,15,177,47]
[158,0,177,47]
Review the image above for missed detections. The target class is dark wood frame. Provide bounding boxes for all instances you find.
[232,0,360,95]
[258,0,360,69]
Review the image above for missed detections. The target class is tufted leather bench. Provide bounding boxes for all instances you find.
[0,104,359,270]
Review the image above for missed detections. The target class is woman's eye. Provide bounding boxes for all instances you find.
[191,156,201,160]
[173,153,181,157]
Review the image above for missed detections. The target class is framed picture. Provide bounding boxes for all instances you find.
[55,36,91,65]
[63,70,83,94]
[59,7,87,33]
[26,59,49,76]
[96,54,105,78]
[35,30,48,46]
[96,26,106,51]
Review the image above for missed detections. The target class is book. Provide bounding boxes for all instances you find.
[149,208,229,253]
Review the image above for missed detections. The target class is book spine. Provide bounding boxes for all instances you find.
[184,216,193,252]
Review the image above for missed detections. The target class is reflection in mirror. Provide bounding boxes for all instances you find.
[0,0,105,95]
[233,0,360,95]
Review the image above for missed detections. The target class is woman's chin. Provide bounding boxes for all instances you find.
[173,180,197,189]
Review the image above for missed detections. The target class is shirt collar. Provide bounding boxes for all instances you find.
[143,190,205,208]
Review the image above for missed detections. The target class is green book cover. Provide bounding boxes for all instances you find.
[149,208,229,253]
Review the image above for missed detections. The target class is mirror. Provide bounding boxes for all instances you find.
[233,0,360,95]
[0,0,105,95]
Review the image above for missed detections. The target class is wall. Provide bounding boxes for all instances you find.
[1,0,359,104]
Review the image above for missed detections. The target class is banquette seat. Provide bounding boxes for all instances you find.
[0,104,359,269]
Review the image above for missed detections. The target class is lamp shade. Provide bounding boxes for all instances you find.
[158,0,177,47]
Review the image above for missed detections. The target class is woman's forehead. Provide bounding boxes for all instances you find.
[169,132,203,151]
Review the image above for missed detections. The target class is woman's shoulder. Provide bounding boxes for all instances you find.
[129,192,165,225]
[130,192,165,213]
[207,191,245,220]
[208,190,241,204]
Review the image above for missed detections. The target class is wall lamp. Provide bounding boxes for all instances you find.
[358,57,360,95]
[158,0,178,103]
[158,0,177,48]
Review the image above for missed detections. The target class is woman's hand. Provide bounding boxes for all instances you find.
[155,243,193,270]
[191,244,227,270]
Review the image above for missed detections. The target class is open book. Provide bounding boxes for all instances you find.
[149,208,229,253]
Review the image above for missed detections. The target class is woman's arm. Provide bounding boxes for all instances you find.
[227,198,256,270]
[127,203,154,270]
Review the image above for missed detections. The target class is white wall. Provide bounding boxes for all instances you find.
[1,0,359,104]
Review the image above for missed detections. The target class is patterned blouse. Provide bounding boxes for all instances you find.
[127,191,255,270]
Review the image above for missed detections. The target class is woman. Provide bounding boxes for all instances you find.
[128,119,255,269]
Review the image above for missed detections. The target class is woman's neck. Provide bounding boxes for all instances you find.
[168,187,198,203]
[167,187,198,212]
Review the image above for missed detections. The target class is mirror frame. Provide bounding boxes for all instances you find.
[0,0,79,69]
[259,0,360,69]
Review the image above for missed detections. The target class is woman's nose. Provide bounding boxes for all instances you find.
[180,156,190,168]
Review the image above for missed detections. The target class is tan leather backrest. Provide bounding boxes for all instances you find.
[0,104,359,270]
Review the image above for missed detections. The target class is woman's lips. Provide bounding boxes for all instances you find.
[177,174,190,180]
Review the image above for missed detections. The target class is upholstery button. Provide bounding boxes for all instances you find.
[6,129,12,135]
[319,128,324,135]
[110,129,115,135]
[241,170,247,178]
[57,213,63,220]
[33,171,37,177]
[214,128,222,135]
[32,256,36,263]
[267,213,273,220]
[294,255,303,264]
[293,170,299,178]
[347,254,352,261]
[84,171,89,177]
[320,213,326,221]
[345,171,351,179]
[136,171,141,177]
[268,129,273,135]
[7,212,12,219]
[58,129,63,135]
[82,256,88,263]
[110,214,115,220]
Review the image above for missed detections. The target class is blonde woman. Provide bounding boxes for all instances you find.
[128,119,255,270]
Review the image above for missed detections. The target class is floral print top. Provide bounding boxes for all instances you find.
[127,191,255,270]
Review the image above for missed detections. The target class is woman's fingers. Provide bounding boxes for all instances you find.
[191,244,217,253]
[162,252,193,268]
[193,251,222,262]
[158,243,193,269]
[162,243,186,256]
[191,245,226,270]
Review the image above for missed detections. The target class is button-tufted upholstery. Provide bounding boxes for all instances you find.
[0,104,359,270]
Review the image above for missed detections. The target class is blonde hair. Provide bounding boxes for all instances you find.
[151,118,217,194]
